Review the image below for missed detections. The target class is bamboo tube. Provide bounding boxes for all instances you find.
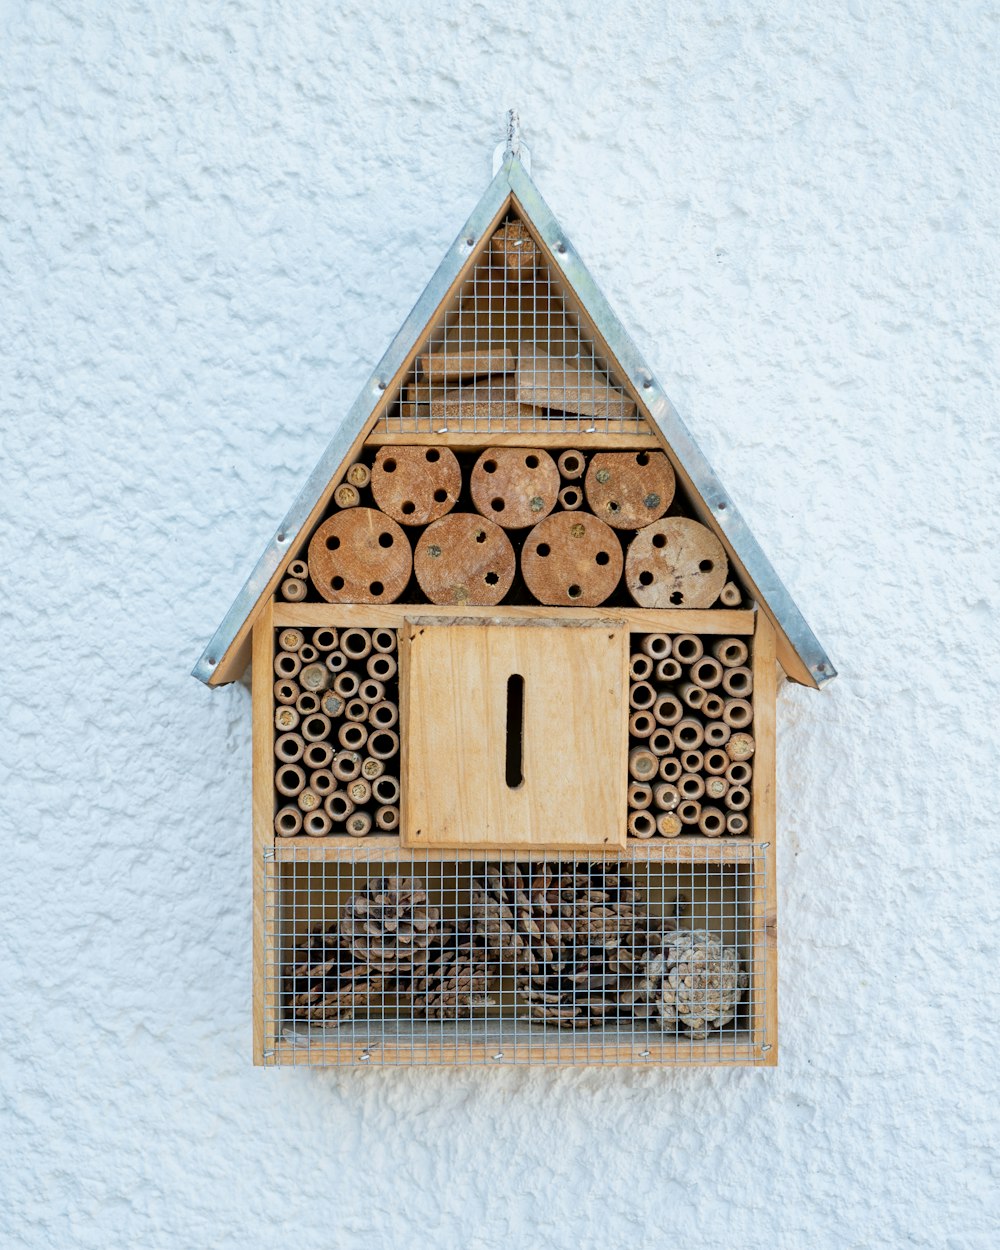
[274,732,305,763]
[319,690,345,719]
[361,756,386,781]
[628,710,655,738]
[699,806,725,837]
[557,484,583,510]
[313,628,339,652]
[366,653,397,682]
[295,690,321,715]
[557,449,585,479]
[628,746,659,782]
[287,559,309,580]
[298,644,319,665]
[704,721,732,747]
[281,578,307,602]
[368,729,400,760]
[722,666,753,697]
[299,662,331,692]
[278,629,305,652]
[654,783,680,812]
[659,757,682,783]
[303,810,332,838]
[274,651,301,678]
[726,732,756,761]
[690,656,723,690]
[332,751,362,782]
[274,706,300,733]
[628,782,653,810]
[629,652,654,681]
[641,633,672,660]
[701,693,725,719]
[338,722,368,751]
[369,701,399,729]
[678,773,705,800]
[300,713,331,743]
[347,778,372,806]
[680,749,704,774]
[725,786,750,812]
[703,748,730,775]
[722,699,753,729]
[334,482,361,509]
[677,800,702,826]
[629,680,656,710]
[344,698,369,722]
[333,671,360,698]
[656,811,683,838]
[273,679,299,705]
[302,741,334,770]
[372,774,401,805]
[346,811,373,838]
[325,650,348,674]
[726,761,752,786]
[679,682,706,710]
[358,678,386,705]
[648,728,674,757]
[628,810,656,839]
[704,776,729,803]
[275,764,306,797]
[324,791,355,820]
[371,628,397,654]
[712,637,749,667]
[376,805,400,832]
[655,657,682,682]
[274,807,302,837]
[297,788,321,813]
[309,768,336,797]
[726,812,749,835]
[346,461,371,489]
[672,634,704,664]
[719,582,742,608]
[652,693,683,726]
[673,718,705,750]
[340,628,372,661]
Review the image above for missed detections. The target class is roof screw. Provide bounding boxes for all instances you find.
[376,379,387,392]
[556,240,567,254]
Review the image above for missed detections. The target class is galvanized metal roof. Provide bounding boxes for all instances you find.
[193,154,835,690]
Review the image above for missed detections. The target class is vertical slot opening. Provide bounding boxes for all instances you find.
[505,673,524,789]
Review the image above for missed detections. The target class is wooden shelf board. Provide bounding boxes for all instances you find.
[364,430,660,449]
[271,835,757,863]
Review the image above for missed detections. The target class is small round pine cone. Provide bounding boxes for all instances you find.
[639,928,747,1037]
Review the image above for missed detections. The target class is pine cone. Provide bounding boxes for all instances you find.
[638,928,747,1037]
[412,920,493,1019]
[473,862,664,1028]
[339,875,443,977]
[285,923,389,1022]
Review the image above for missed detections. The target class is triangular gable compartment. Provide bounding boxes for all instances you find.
[193,156,835,691]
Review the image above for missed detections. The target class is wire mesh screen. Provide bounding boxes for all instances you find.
[263,847,768,1066]
[376,212,649,437]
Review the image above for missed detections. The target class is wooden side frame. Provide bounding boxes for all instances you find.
[251,600,276,1065]
[751,611,778,1065]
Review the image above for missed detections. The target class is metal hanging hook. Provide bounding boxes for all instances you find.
[493,108,531,175]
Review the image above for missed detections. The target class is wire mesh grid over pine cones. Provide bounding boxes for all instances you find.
[472,862,669,1028]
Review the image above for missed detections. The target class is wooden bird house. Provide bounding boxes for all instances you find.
[195,144,834,1067]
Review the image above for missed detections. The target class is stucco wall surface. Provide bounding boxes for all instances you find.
[2,2,998,1247]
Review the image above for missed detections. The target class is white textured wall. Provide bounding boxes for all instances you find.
[3,3,998,1246]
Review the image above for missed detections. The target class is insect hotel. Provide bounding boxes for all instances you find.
[194,143,835,1067]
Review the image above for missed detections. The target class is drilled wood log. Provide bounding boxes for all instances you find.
[274,806,302,837]
[281,578,307,602]
[414,513,515,606]
[584,450,675,529]
[308,509,412,604]
[557,449,585,480]
[628,746,659,782]
[420,347,515,380]
[490,219,538,274]
[521,511,623,606]
[626,518,729,609]
[370,445,461,526]
[470,447,560,529]
[516,340,637,418]
[722,698,753,729]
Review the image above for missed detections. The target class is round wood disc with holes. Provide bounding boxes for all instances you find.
[370,445,461,526]
[584,451,676,530]
[414,514,515,606]
[521,512,624,606]
[625,517,728,609]
[490,219,537,274]
[308,508,412,603]
[470,447,560,529]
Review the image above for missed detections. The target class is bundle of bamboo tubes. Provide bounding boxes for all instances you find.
[273,626,400,838]
[627,632,754,838]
